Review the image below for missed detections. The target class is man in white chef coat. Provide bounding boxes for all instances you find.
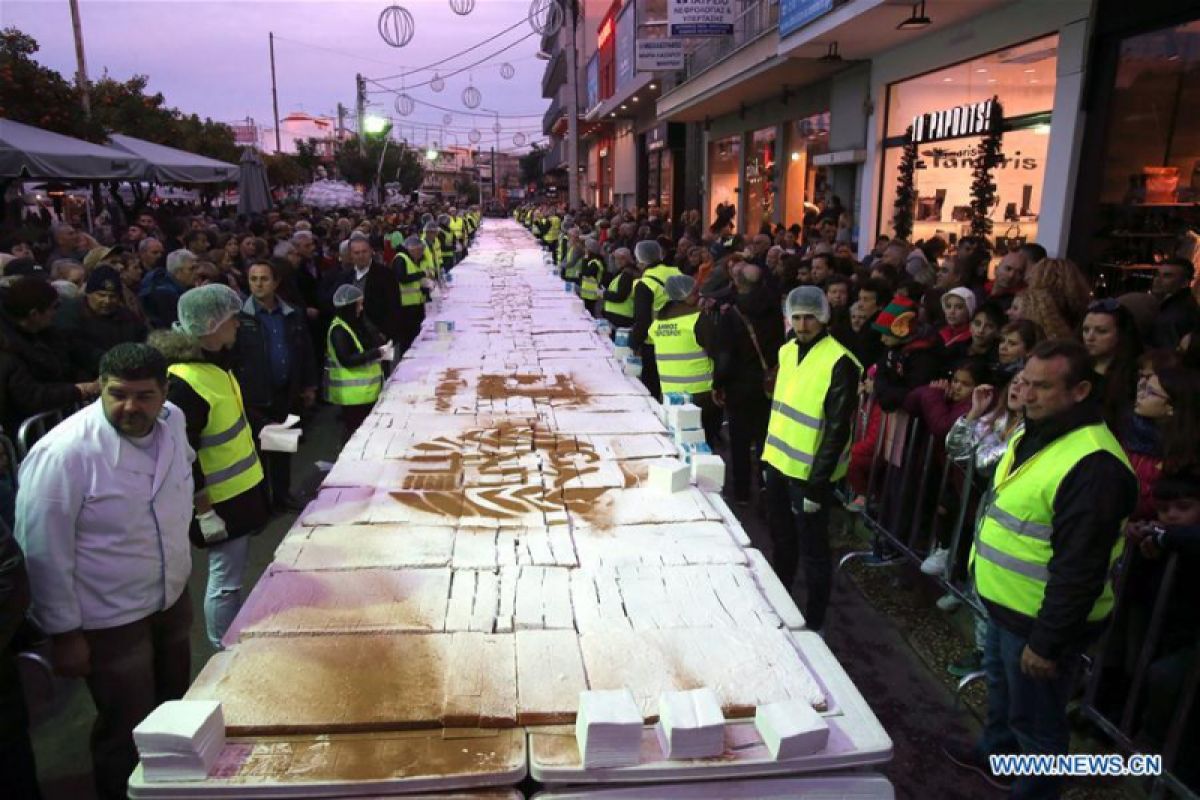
[16,342,196,800]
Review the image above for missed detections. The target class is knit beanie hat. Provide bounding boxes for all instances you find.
[871,294,919,341]
[941,286,977,318]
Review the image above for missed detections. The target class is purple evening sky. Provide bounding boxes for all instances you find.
[3,0,549,149]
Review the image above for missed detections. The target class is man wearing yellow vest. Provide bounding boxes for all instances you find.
[762,286,860,634]
[602,247,639,330]
[945,340,1136,798]
[326,284,389,440]
[542,209,561,255]
[579,238,606,316]
[156,284,270,650]
[420,222,442,281]
[628,240,682,400]
[649,274,720,446]
[391,235,429,354]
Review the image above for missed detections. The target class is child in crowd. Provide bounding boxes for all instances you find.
[996,319,1041,374]
[938,287,976,351]
[947,303,1004,364]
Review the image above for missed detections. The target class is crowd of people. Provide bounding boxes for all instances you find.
[0,202,479,800]
[518,200,1200,798]
[0,193,1197,799]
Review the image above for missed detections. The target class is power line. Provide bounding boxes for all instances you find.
[369,16,531,82]
[366,31,537,93]
[374,93,546,120]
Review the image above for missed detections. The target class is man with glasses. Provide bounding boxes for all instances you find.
[1149,257,1199,350]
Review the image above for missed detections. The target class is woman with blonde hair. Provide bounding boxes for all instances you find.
[1025,257,1092,330]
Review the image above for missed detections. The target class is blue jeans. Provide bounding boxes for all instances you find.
[977,620,1078,799]
[205,535,251,650]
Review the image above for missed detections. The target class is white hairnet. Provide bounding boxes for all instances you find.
[333,284,364,308]
[634,240,662,266]
[175,284,242,337]
[585,237,603,255]
[665,274,696,302]
[404,235,424,248]
[784,286,830,324]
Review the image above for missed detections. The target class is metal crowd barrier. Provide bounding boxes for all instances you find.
[836,397,1198,798]
[15,408,66,461]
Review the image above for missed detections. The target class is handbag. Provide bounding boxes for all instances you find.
[996,224,1026,255]
[733,306,777,397]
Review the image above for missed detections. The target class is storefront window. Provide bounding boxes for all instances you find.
[745,126,777,235]
[784,111,830,228]
[879,35,1059,245]
[708,134,740,224]
[647,149,673,219]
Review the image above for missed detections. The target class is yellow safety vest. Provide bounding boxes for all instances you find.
[763,335,861,482]
[420,240,439,279]
[563,245,584,280]
[438,231,455,265]
[635,264,683,316]
[393,252,425,307]
[557,237,569,265]
[580,257,604,301]
[448,216,465,242]
[604,272,636,318]
[650,310,713,394]
[167,362,264,504]
[971,423,1132,622]
[324,317,383,406]
[544,216,561,244]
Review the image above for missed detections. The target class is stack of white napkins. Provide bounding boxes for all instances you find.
[133,700,225,782]
[656,687,726,759]
[576,689,644,769]
[754,699,830,760]
[259,414,302,453]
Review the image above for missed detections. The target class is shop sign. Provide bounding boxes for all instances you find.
[637,38,685,71]
[615,3,637,90]
[648,123,669,152]
[912,99,996,145]
[779,0,833,38]
[668,0,734,37]
[586,54,600,112]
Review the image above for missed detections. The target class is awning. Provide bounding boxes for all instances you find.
[108,134,239,184]
[0,118,142,181]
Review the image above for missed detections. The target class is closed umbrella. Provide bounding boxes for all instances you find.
[237,147,272,215]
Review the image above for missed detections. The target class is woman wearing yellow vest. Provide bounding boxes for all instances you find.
[151,284,270,650]
[628,240,682,400]
[326,284,387,441]
[602,247,640,331]
[579,238,606,316]
[761,286,861,635]
[648,274,721,447]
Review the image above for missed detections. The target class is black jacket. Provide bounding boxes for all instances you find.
[782,330,860,501]
[872,336,943,413]
[982,399,1139,660]
[713,284,784,399]
[233,297,318,415]
[329,309,385,368]
[164,345,271,548]
[55,297,147,376]
[1150,289,1200,350]
[0,313,83,435]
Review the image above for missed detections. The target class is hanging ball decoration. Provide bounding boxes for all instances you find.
[430,72,445,92]
[468,128,482,144]
[513,132,527,147]
[493,121,503,134]
[378,5,415,48]
[462,84,482,109]
[395,93,415,116]
[448,0,475,15]
[528,0,564,36]
[443,113,453,126]
[500,62,515,80]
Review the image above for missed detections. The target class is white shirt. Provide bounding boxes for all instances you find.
[16,401,196,634]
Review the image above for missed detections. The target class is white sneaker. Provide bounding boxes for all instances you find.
[936,593,962,612]
[920,546,950,576]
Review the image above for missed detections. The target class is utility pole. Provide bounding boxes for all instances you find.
[68,0,91,119]
[492,146,498,201]
[356,74,367,156]
[269,32,282,153]
[565,0,580,209]
[336,103,347,140]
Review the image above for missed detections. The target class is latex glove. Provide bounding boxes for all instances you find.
[378,342,396,362]
[802,498,822,514]
[196,510,228,544]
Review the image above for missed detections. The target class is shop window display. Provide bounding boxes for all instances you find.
[708,135,740,224]
[745,126,778,235]
[878,35,1058,247]
[784,112,830,230]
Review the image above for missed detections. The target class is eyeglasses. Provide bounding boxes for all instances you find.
[1087,298,1121,313]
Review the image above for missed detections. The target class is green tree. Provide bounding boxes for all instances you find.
[0,27,92,138]
[455,175,480,204]
[264,153,306,188]
[336,135,424,195]
[294,138,323,180]
[520,143,545,186]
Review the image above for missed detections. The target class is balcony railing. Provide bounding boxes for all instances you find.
[682,0,780,81]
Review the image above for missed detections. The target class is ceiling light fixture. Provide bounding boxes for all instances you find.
[897,1,931,30]
[649,83,657,89]
[818,42,842,63]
